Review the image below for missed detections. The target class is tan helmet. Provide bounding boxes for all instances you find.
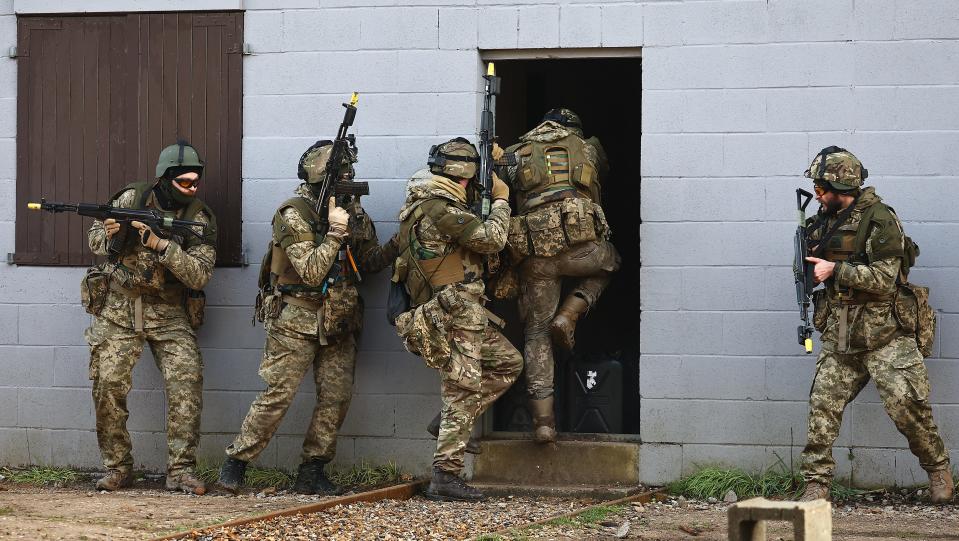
[297,140,356,184]
[427,137,479,179]
[804,146,868,191]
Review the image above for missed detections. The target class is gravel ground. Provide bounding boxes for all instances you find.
[171,496,596,541]
[512,494,959,541]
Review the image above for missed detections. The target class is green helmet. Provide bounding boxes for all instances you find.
[542,108,583,131]
[297,140,356,184]
[155,140,204,179]
[427,137,479,179]
[804,146,868,191]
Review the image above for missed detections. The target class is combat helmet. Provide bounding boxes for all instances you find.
[297,140,357,184]
[804,146,868,192]
[542,108,583,136]
[155,140,204,179]
[428,137,479,179]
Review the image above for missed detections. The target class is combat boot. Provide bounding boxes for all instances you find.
[550,294,589,351]
[928,468,954,504]
[166,471,207,495]
[426,413,482,455]
[293,459,341,496]
[528,397,557,444]
[216,457,247,494]
[95,469,133,491]
[798,480,831,502]
[425,468,485,502]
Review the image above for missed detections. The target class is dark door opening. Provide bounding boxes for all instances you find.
[489,56,642,437]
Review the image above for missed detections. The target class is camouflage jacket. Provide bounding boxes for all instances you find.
[87,187,217,329]
[269,184,396,339]
[809,188,907,354]
[397,174,510,326]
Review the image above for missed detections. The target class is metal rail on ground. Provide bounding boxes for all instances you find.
[153,480,428,541]
[469,487,667,540]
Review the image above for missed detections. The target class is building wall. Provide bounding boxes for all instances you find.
[1,0,958,487]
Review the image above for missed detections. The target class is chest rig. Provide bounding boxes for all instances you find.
[513,134,600,213]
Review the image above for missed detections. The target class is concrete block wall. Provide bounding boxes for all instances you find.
[639,0,959,488]
[1,0,959,488]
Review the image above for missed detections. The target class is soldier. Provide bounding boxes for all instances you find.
[85,140,217,495]
[393,138,523,501]
[798,146,952,503]
[494,108,620,443]
[216,140,396,495]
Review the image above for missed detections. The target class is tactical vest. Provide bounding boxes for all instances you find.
[392,197,482,308]
[817,201,917,302]
[111,181,216,293]
[264,196,328,294]
[513,134,600,212]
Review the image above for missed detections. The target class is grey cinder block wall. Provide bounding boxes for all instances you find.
[1,0,958,487]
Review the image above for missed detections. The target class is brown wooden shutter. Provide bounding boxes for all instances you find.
[14,11,244,266]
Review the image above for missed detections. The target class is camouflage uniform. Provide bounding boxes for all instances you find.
[226,184,394,464]
[86,186,216,479]
[394,173,523,475]
[800,153,949,486]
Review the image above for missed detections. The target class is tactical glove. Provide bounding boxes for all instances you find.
[491,142,505,162]
[492,172,509,202]
[130,221,170,253]
[103,218,121,239]
[328,197,350,239]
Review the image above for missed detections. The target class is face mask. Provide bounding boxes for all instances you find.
[155,178,194,209]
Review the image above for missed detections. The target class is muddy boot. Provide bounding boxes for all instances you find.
[798,480,830,502]
[528,397,557,444]
[426,413,482,455]
[216,457,247,494]
[928,468,954,504]
[166,471,207,496]
[95,469,133,491]
[550,294,589,351]
[424,468,485,502]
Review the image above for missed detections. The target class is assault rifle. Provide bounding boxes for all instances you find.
[314,93,370,222]
[27,199,207,258]
[793,188,815,354]
[314,93,369,288]
[476,63,500,220]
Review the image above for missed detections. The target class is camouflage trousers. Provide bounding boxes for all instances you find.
[435,323,524,474]
[85,315,203,476]
[518,240,619,399]
[801,335,949,484]
[226,325,356,464]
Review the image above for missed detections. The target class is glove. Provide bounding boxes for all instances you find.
[130,221,170,252]
[491,172,509,202]
[327,197,350,238]
[103,218,121,239]
[491,142,505,162]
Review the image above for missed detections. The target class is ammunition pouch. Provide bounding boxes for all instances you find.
[895,282,936,357]
[395,295,453,369]
[322,284,363,337]
[506,199,609,260]
[812,289,830,333]
[255,290,282,323]
[184,289,206,329]
[488,265,520,301]
[571,161,598,200]
[80,264,111,316]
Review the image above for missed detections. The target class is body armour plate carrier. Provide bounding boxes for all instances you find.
[512,134,600,211]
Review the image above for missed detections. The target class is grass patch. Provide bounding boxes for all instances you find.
[473,536,504,541]
[328,460,406,488]
[0,466,80,487]
[194,459,406,491]
[668,463,864,502]
[0,506,13,516]
[545,505,623,528]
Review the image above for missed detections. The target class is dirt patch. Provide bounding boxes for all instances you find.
[517,497,959,541]
[0,480,335,540]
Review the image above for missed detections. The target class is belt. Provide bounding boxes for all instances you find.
[109,282,181,332]
[280,294,328,345]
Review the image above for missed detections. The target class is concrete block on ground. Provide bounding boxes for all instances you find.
[728,497,831,541]
[473,441,639,486]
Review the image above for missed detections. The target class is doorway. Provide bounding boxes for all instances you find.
[487,55,642,437]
